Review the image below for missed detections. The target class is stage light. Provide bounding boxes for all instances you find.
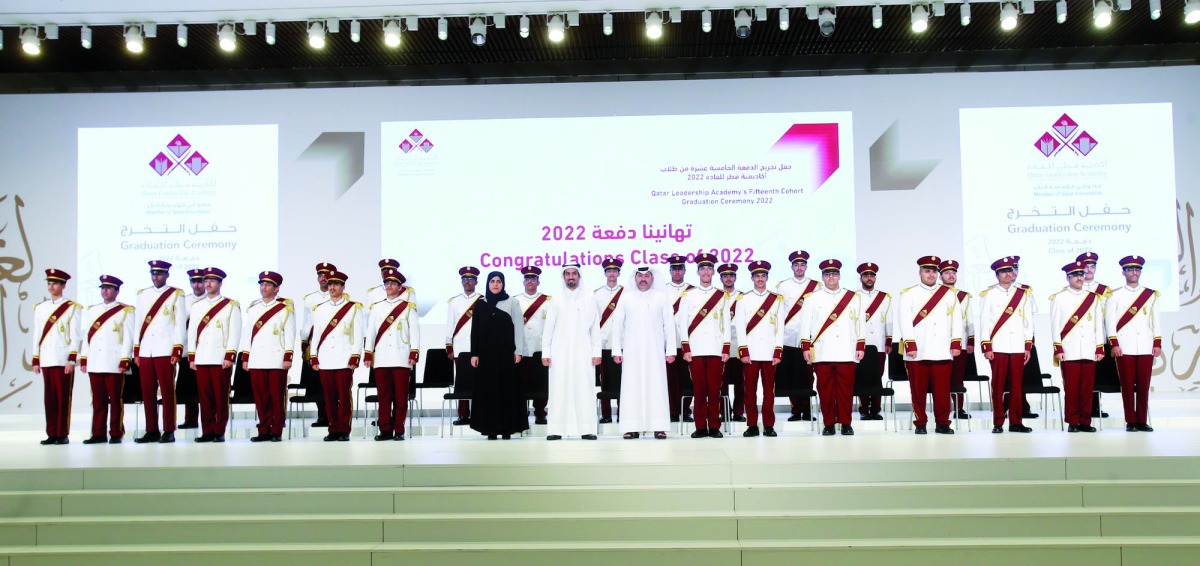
[1056,0,1068,22]
[603,12,614,35]
[81,26,92,49]
[961,2,972,25]
[702,10,713,32]
[1186,0,1200,23]
[470,17,487,46]
[1000,2,1019,30]
[1149,0,1161,19]
[383,19,401,47]
[20,27,39,55]
[547,15,566,42]
[350,20,361,42]
[176,24,187,47]
[911,4,930,32]
[780,8,791,30]
[125,24,144,53]
[1093,0,1113,27]
[218,23,236,52]
[519,15,531,38]
[734,9,753,38]
[873,5,883,28]
[646,11,664,39]
[308,21,326,49]
[437,17,448,40]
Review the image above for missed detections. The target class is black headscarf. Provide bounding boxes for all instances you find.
[484,271,509,305]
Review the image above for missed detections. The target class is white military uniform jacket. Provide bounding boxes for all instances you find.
[978,283,1033,355]
[238,298,296,369]
[1104,285,1161,355]
[951,288,975,350]
[676,285,732,357]
[725,289,744,352]
[80,301,135,373]
[134,285,186,358]
[1049,287,1104,361]
[664,281,693,349]
[310,297,365,369]
[799,287,865,363]
[187,295,242,365]
[445,291,482,355]
[897,283,963,362]
[776,276,821,348]
[734,289,785,362]
[31,297,82,368]
[365,296,421,368]
[594,284,624,350]
[367,284,416,308]
[299,289,331,353]
[1083,280,1111,339]
[514,292,550,356]
[859,288,893,353]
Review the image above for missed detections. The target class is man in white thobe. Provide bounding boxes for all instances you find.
[612,267,675,439]
[542,264,602,440]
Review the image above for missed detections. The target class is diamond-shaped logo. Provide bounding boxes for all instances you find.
[1052,114,1078,140]
[183,152,209,175]
[409,129,424,144]
[1071,131,1098,156]
[419,139,434,153]
[399,140,414,153]
[167,134,191,159]
[149,152,174,176]
[1034,133,1060,157]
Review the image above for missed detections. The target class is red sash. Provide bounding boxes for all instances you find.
[671,284,693,314]
[250,301,289,342]
[989,286,1027,338]
[452,296,480,339]
[745,293,778,335]
[1114,288,1154,333]
[784,280,819,324]
[195,298,232,339]
[523,294,548,324]
[599,288,623,328]
[687,290,726,336]
[373,301,411,349]
[864,292,887,322]
[912,285,951,327]
[40,301,75,347]
[813,290,855,343]
[137,287,177,343]
[318,301,356,351]
[1059,292,1098,340]
[87,304,126,344]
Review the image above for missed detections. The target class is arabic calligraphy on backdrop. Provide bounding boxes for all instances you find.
[0,194,35,409]
[1161,199,1200,391]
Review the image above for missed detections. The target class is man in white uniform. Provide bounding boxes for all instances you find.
[32,269,82,445]
[677,253,732,438]
[133,260,186,443]
[857,262,891,421]
[734,260,785,437]
[445,266,482,425]
[239,271,296,442]
[1050,261,1104,433]
[663,254,694,422]
[612,266,674,439]
[187,267,242,443]
[365,268,421,441]
[1105,255,1161,432]
[719,263,746,422]
[80,275,135,444]
[897,256,963,435]
[542,263,602,440]
[309,270,364,441]
[514,266,550,424]
[979,256,1034,434]
[800,259,865,436]
[594,257,624,423]
[776,250,821,422]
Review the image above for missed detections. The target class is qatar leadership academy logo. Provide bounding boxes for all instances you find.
[1034,113,1099,158]
[148,134,210,176]
[398,129,435,154]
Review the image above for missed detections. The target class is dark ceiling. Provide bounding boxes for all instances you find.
[1,5,1198,93]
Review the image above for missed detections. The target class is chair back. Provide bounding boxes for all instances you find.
[230,354,254,403]
[122,365,144,404]
[420,348,455,388]
[887,349,909,382]
[854,346,883,393]
[526,353,549,399]
[963,353,987,381]
[1022,345,1046,387]
[1094,346,1121,393]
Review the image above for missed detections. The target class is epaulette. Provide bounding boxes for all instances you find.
[594,286,605,292]
[979,288,989,297]
[123,305,135,313]
[174,288,184,297]
[282,298,294,306]
[447,296,456,303]
[802,291,815,299]
[1152,290,1160,297]
[311,301,328,311]
[900,286,913,294]
[370,299,387,308]
[249,299,263,307]
[89,302,104,309]
[774,292,785,301]
[1048,293,1057,301]
[1019,283,1032,290]
[228,299,239,307]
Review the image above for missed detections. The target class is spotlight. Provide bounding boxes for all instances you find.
[911,4,930,33]
[547,14,566,42]
[702,10,713,32]
[817,8,835,36]
[1186,0,1200,24]
[308,21,326,49]
[1093,0,1113,27]
[20,27,39,55]
[218,22,236,52]
[350,20,361,42]
[873,5,883,28]
[961,2,972,25]
[780,8,790,30]
[1057,0,1068,22]
[125,24,144,53]
[437,17,448,40]
[1149,0,1161,19]
[1000,2,1019,30]
[470,17,487,46]
[265,22,276,44]
[176,24,187,47]
[383,19,401,47]
[603,12,613,35]
[519,15,531,38]
[81,26,92,49]
[734,8,753,38]
[646,11,663,39]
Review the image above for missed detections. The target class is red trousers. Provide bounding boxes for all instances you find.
[689,356,724,430]
[667,350,691,418]
[138,356,176,434]
[742,360,777,427]
[1115,354,1153,425]
[858,352,886,415]
[815,362,856,426]
[195,364,232,437]
[375,367,411,435]
[251,368,287,436]
[990,352,1025,427]
[320,368,354,434]
[42,366,73,438]
[906,360,951,426]
[89,372,125,438]
[1060,360,1095,426]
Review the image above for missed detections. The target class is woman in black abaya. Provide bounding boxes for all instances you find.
[469,272,529,439]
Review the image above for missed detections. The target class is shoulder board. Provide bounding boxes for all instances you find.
[979,289,989,297]
[353,302,364,310]
[1048,293,1058,300]
[123,304,135,312]
[311,301,328,311]
[405,285,416,292]
[89,302,104,309]
[1152,290,1160,297]
[802,291,814,299]
[285,304,295,313]
[367,285,381,291]
[137,288,146,295]
[543,295,552,301]
[229,299,239,307]
[1019,283,1032,290]
[1103,289,1113,297]
[370,299,388,308]
[174,288,184,296]
[594,286,604,292]
[900,286,912,294]
[883,291,893,299]
[447,296,456,303]
[282,298,293,306]
[775,281,784,289]
[249,299,263,307]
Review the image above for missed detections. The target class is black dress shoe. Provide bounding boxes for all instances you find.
[251,434,268,442]
[822,425,836,436]
[323,433,339,441]
[871,414,886,421]
[914,425,927,435]
[1067,424,1080,433]
[710,430,724,438]
[1100,411,1110,418]
[1009,424,1033,433]
[1136,423,1154,432]
[955,411,972,419]
[312,420,330,428]
[787,414,804,422]
[731,415,746,422]
[54,437,70,445]
[135,432,161,444]
[690,429,709,438]
[763,426,778,437]
[83,436,107,445]
[841,426,855,436]
[1079,425,1097,433]
[934,425,954,435]
[337,434,350,441]
[1023,411,1039,419]
[212,436,225,443]
[992,426,1004,434]
[502,434,511,439]
[546,435,562,440]
[194,434,214,443]
[270,435,283,442]
[375,431,394,441]
[743,426,760,437]
[108,437,122,444]
[682,415,694,423]
[598,417,612,424]
[1125,424,1138,432]
[393,434,405,441]
[581,434,597,440]
[487,435,498,440]
[670,416,681,423]
[158,432,175,443]
[535,417,548,425]
[452,418,471,426]
[178,423,199,429]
